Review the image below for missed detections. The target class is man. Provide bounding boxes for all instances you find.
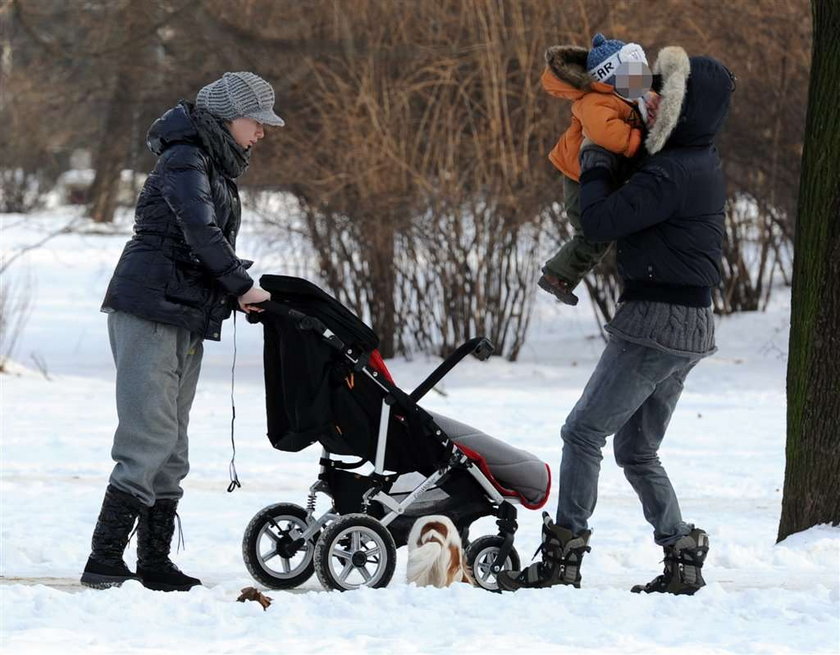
[81,72,283,591]
[499,47,735,595]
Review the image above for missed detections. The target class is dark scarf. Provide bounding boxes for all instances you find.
[190,105,251,179]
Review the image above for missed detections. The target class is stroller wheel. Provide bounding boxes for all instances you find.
[465,535,521,592]
[242,503,318,589]
[314,514,397,591]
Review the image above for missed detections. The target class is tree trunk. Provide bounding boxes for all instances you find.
[88,70,135,223]
[89,5,155,223]
[367,215,396,359]
[777,0,840,542]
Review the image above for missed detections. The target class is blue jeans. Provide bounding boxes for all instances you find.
[556,335,700,546]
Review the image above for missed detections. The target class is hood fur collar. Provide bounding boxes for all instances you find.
[544,43,693,154]
[646,46,691,154]
[545,45,595,91]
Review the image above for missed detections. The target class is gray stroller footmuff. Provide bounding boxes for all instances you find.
[429,412,550,508]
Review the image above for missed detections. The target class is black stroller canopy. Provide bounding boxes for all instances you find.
[259,275,379,352]
[257,275,439,467]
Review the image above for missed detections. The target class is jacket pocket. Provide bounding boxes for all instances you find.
[165,264,210,309]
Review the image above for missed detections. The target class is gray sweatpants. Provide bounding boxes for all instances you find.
[556,335,700,546]
[107,311,204,506]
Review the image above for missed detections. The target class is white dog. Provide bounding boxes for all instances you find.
[406,515,473,588]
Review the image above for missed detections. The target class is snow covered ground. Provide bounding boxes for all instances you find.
[1,209,838,655]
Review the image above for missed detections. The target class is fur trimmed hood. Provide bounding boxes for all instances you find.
[647,46,733,153]
[543,45,615,98]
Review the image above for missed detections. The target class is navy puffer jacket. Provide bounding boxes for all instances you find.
[101,102,253,340]
[579,49,733,307]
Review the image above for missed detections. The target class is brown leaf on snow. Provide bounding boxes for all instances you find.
[237,586,272,610]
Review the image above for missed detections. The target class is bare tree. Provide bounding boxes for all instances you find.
[777,0,840,541]
[256,0,610,358]
[3,0,816,356]
[87,1,181,223]
[0,267,33,373]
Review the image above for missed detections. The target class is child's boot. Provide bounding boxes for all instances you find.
[538,269,579,305]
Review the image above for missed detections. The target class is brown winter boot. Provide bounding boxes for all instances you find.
[538,270,580,306]
[497,512,591,591]
[631,528,709,595]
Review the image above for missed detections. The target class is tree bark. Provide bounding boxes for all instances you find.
[89,4,155,223]
[366,213,396,359]
[777,0,840,542]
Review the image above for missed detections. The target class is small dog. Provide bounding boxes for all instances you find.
[406,515,473,588]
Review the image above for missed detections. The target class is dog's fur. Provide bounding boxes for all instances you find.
[406,515,473,588]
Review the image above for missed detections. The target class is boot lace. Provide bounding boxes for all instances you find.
[175,511,185,554]
[526,541,562,579]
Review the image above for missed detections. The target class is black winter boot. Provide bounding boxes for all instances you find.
[136,498,201,592]
[631,528,709,595]
[80,485,145,589]
[497,512,591,591]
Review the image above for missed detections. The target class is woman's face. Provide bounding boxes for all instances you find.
[228,117,265,150]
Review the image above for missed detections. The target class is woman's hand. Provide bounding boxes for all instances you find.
[238,285,271,313]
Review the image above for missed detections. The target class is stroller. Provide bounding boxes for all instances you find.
[242,275,551,592]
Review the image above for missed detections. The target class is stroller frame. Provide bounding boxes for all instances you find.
[242,298,524,592]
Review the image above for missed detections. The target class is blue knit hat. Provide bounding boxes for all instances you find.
[587,33,625,84]
[586,33,648,86]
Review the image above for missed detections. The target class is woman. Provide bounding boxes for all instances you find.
[499,47,735,595]
[81,72,283,591]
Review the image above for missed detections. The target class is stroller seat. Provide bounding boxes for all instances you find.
[430,412,550,509]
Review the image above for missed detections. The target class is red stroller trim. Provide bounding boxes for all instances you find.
[369,350,396,384]
[370,349,551,510]
[454,443,552,510]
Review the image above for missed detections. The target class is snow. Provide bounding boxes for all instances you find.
[1,209,838,655]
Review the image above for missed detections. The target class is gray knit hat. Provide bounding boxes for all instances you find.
[195,72,285,126]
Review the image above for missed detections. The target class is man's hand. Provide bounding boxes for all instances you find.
[579,137,621,174]
[238,285,271,313]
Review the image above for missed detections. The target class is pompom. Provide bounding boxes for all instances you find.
[592,33,606,47]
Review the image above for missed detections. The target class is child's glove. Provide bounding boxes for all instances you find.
[579,137,621,174]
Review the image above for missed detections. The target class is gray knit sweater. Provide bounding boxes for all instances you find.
[606,300,717,357]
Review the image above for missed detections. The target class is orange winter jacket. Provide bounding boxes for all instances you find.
[542,45,644,181]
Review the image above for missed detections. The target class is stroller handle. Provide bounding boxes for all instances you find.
[409,336,495,401]
[252,300,347,350]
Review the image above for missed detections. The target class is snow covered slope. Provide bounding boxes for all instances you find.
[1,210,837,654]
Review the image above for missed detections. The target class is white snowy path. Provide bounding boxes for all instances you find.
[1,211,838,654]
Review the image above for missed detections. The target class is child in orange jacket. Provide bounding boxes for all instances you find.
[539,33,653,305]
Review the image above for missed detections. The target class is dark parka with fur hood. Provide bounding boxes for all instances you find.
[579,47,734,307]
[101,102,254,340]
